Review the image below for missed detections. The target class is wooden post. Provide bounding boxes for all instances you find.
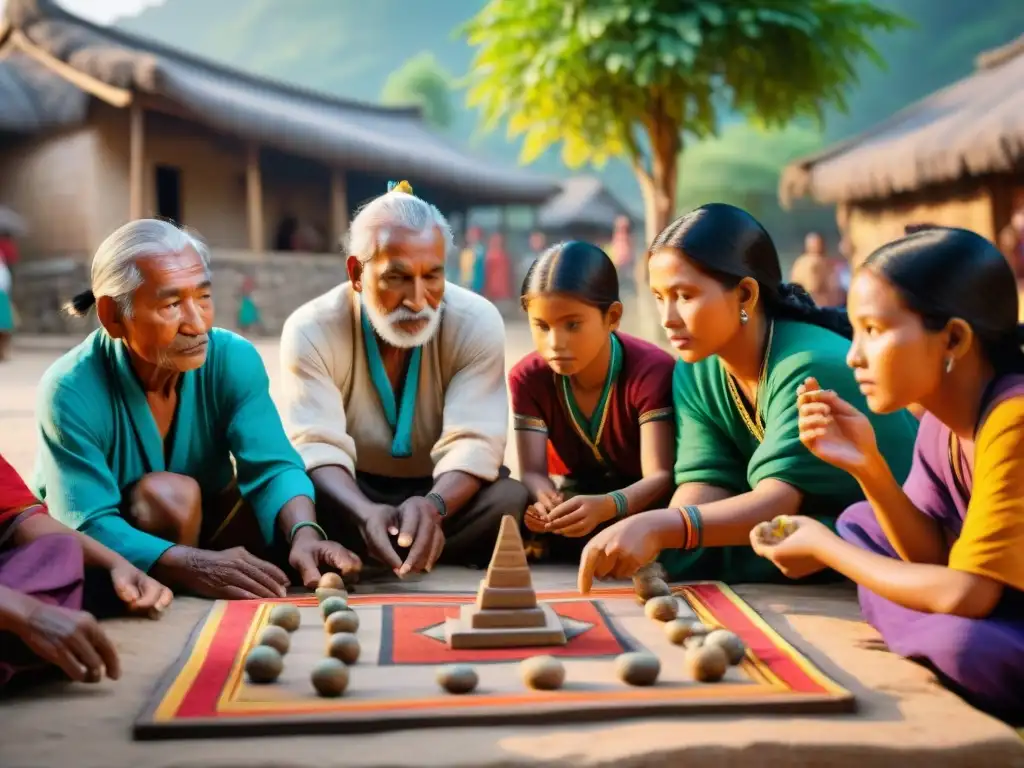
[246,143,264,253]
[330,169,349,252]
[129,101,145,220]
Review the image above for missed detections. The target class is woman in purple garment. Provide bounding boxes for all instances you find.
[751,227,1024,723]
[0,453,172,686]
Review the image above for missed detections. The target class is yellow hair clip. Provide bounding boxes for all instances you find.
[387,180,414,195]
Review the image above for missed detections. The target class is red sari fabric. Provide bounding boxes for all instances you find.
[510,332,676,484]
[0,453,43,529]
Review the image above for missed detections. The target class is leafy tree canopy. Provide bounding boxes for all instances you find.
[381,51,456,130]
[463,0,906,232]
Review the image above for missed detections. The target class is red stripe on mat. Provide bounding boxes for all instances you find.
[176,601,261,718]
[689,583,829,694]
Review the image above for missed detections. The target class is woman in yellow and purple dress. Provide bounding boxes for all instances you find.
[753,228,1024,723]
[509,241,676,561]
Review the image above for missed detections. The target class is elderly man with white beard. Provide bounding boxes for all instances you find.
[280,181,527,575]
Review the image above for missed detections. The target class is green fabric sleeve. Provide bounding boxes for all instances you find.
[672,362,746,491]
[35,382,173,572]
[218,334,315,544]
[748,349,862,500]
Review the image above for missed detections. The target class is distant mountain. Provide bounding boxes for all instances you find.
[116,0,1024,215]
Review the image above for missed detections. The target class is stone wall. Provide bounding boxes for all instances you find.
[8,249,347,337]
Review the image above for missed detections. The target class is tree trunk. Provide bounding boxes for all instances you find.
[632,116,679,343]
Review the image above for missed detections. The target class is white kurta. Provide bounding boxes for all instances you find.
[279,282,509,481]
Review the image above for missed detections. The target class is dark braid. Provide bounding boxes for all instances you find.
[650,203,852,339]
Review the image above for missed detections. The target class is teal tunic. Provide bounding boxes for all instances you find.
[0,288,13,333]
[33,328,314,572]
[661,319,919,582]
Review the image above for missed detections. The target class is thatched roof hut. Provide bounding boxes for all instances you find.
[537,176,641,242]
[779,33,1024,263]
[0,0,557,205]
[781,34,1024,207]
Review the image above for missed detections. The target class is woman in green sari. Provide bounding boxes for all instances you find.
[578,203,919,590]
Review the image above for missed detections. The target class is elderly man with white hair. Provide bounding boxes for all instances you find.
[280,181,527,576]
[33,219,361,601]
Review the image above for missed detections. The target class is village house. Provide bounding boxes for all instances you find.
[0,0,558,333]
[780,33,1024,267]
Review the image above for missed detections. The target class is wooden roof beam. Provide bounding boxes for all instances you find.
[9,29,132,108]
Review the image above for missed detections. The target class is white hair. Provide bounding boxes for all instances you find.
[66,219,211,317]
[346,189,454,264]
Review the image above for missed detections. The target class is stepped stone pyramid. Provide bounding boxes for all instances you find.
[444,515,567,649]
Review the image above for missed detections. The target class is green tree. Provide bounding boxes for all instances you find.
[676,123,824,215]
[463,0,905,248]
[381,51,455,130]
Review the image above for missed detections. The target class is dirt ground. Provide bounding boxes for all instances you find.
[1,330,1022,767]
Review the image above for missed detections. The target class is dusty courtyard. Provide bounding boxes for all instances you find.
[0,328,1022,768]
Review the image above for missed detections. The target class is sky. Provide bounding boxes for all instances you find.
[0,0,166,25]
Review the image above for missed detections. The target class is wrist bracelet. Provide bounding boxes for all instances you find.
[608,490,629,519]
[425,492,448,518]
[679,506,703,550]
[289,520,327,544]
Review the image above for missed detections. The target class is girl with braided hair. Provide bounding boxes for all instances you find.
[578,203,918,590]
[753,227,1024,722]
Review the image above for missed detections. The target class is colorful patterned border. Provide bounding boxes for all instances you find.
[134,583,854,740]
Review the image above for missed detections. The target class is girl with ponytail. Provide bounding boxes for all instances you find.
[578,203,918,591]
[752,227,1024,721]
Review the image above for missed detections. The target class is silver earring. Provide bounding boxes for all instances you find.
[739,309,749,325]
[945,357,954,374]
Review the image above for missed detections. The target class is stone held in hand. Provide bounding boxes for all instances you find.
[325,608,359,634]
[268,603,301,633]
[634,576,671,603]
[664,618,707,646]
[686,644,728,682]
[436,664,479,695]
[326,632,361,664]
[311,657,349,697]
[520,655,565,690]
[644,595,679,622]
[318,572,344,590]
[615,652,661,686]
[258,624,291,655]
[703,629,746,665]
[321,596,348,620]
[244,645,283,684]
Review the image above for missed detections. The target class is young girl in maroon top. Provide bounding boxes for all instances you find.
[509,241,676,561]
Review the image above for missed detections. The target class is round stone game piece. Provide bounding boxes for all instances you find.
[267,603,300,633]
[520,655,565,691]
[326,632,361,664]
[325,608,359,634]
[311,657,349,697]
[644,595,678,622]
[615,652,661,687]
[436,664,479,695]
[244,645,283,684]
[664,618,706,646]
[258,624,291,655]
[320,595,348,620]
[316,587,347,605]
[318,571,344,590]
[703,629,746,666]
[634,576,671,603]
[685,644,728,683]
[683,634,706,650]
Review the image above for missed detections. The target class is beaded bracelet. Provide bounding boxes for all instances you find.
[608,490,629,519]
[289,520,328,544]
[679,505,704,550]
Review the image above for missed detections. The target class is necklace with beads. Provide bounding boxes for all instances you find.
[725,320,775,443]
